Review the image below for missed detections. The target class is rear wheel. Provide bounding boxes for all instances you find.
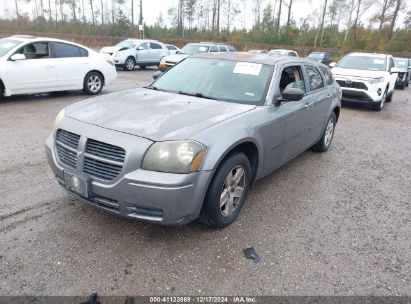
[83,72,104,95]
[123,57,136,71]
[200,153,251,228]
[311,112,337,152]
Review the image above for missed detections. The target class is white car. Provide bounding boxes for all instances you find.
[159,42,236,71]
[269,49,299,57]
[0,35,116,98]
[165,44,180,55]
[331,52,398,111]
[100,39,169,71]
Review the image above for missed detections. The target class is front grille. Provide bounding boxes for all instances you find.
[84,139,125,181]
[56,129,80,168]
[84,157,123,180]
[337,80,368,90]
[86,139,125,162]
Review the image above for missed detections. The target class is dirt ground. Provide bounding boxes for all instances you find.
[0,69,410,296]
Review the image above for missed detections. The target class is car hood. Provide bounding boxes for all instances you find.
[332,67,387,79]
[100,46,124,53]
[65,89,256,141]
[163,54,189,63]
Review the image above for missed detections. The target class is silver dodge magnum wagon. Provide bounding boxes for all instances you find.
[46,53,341,228]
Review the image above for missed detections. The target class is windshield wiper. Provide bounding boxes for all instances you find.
[144,86,168,93]
[177,91,215,100]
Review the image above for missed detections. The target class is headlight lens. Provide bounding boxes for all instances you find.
[368,77,384,84]
[53,109,65,131]
[142,141,207,174]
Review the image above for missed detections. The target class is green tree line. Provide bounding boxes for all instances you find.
[4,0,411,53]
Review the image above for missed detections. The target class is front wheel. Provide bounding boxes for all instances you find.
[373,89,387,111]
[311,112,337,153]
[83,72,104,95]
[123,57,136,71]
[200,153,251,228]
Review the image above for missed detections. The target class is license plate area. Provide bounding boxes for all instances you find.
[64,171,91,198]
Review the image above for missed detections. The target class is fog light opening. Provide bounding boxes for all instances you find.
[377,88,382,96]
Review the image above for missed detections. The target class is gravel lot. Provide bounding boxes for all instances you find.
[0,69,410,296]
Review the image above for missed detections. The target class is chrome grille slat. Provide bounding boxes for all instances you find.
[84,158,122,180]
[86,139,126,162]
[56,129,80,169]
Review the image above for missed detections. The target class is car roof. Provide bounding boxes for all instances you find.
[6,35,91,49]
[191,52,313,66]
[348,52,390,58]
[270,49,295,52]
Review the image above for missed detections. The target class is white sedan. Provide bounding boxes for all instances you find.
[0,35,117,98]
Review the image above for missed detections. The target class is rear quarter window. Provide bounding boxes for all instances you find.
[319,66,334,86]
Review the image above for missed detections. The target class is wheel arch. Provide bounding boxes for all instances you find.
[333,106,340,122]
[210,139,261,186]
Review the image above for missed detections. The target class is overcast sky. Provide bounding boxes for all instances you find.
[0,0,405,30]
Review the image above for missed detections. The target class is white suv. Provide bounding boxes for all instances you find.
[331,52,398,111]
[100,39,169,71]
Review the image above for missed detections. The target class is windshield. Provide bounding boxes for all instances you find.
[308,53,324,60]
[337,55,387,71]
[0,39,22,57]
[115,40,138,49]
[394,58,408,68]
[180,44,210,55]
[152,58,273,105]
[269,50,288,56]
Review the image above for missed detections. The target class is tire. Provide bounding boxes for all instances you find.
[372,89,387,111]
[311,112,337,153]
[83,71,104,95]
[123,57,136,71]
[0,84,4,100]
[200,153,251,228]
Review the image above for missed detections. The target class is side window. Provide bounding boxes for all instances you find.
[166,45,176,51]
[279,66,306,94]
[52,42,87,58]
[319,66,334,86]
[138,42,149,50]
[305,65,324,91]
[210,46,219,52]
[288,52,297,57]
[150,42,163,50]
[388,57,394,71]
[219,46,227,52]
[17,42,50,59]
[227,45,236,52]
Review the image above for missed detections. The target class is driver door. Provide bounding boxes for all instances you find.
[136,42,151,64]
[5,41,58,94]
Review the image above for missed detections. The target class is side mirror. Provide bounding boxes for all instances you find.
[10,54,26,61]
[329,62,336,68]
[152,71,163,80]
[390,67,400,74]
[137,46,144,51]
[279,88,305,104]
[175,50,180,54]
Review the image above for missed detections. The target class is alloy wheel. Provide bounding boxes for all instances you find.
[220,166,246,217]
[87,75,102,93]
[324,118,335,147]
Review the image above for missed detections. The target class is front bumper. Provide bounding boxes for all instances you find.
[45,129,214,226]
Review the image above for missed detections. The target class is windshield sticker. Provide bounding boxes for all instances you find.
[245,92,255,97]
[373,59,385,64]
[199,47,208,52]
[1,42,16,49]
[233,62,262,76]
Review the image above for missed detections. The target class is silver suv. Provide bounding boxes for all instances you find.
[159,42,236,71]
[100,39,169,71]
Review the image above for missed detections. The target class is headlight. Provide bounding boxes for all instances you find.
[368,77,384,84]
[53,109,65,131]
[142,141,207,174]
